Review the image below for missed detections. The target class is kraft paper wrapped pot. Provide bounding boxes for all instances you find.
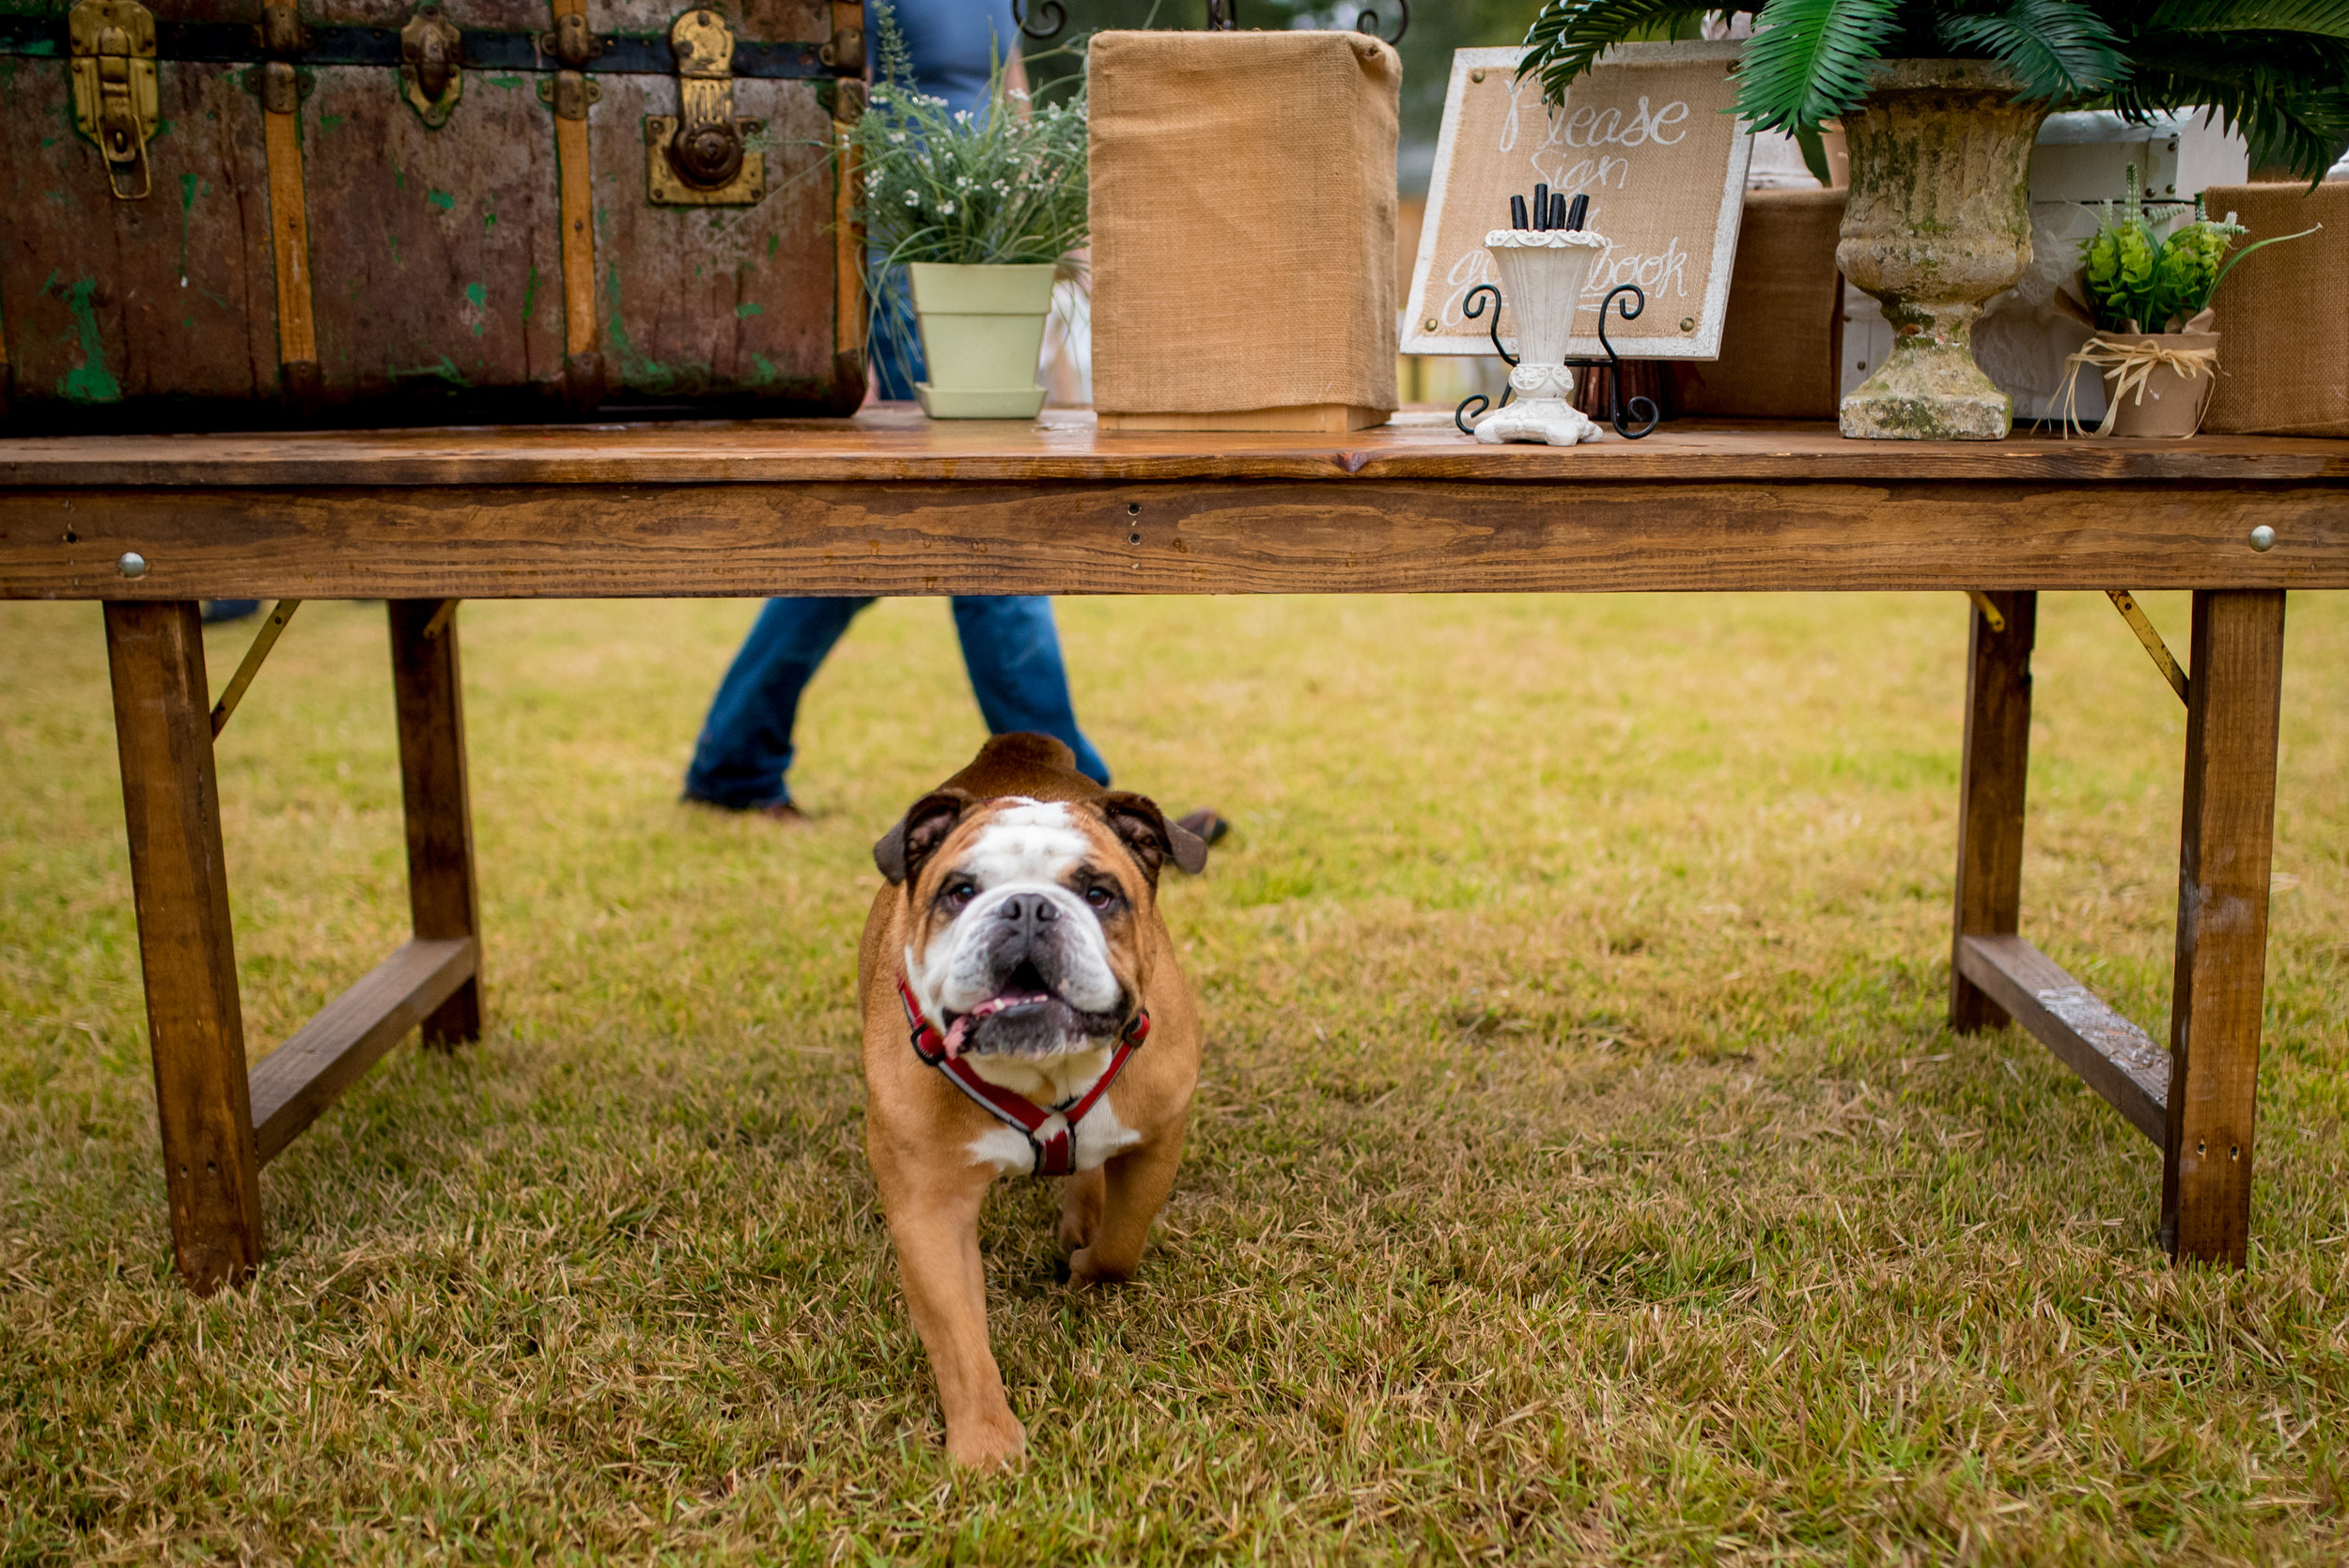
[1087,28,1400,432]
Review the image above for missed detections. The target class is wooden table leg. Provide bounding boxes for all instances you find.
[2163,589,2286,1266]
[104,601,263,1294]
[1951,591,2037,1032]
[389,600,482,1047]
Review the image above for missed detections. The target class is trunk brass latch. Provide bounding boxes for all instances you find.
[647,8,764,206]
[69,0,159,200]
[400,4,464,128]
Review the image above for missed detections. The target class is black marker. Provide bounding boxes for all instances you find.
[1532,182,1549,229]
[1550,193,1567,230]
[1564,193,1590,231]
[1510,194,1529,229]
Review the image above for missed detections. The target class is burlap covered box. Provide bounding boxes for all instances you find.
[1671,188,1847,420]
[2203,181,2349,438]
[1088,29,1399,431]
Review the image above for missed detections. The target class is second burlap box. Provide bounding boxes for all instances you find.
[2202,181,2349,439]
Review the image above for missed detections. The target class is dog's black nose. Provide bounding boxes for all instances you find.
[995,893,1058,930]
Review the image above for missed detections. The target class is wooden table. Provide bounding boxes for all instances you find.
[3,411,2344,1292]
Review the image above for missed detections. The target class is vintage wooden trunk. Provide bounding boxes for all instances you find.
[0,0,866,430]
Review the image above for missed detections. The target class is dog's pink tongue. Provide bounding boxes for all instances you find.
[942,991,1051,1059]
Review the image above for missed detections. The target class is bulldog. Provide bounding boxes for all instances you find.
[858,733,1207,1469]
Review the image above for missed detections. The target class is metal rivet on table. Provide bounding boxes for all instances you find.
[1423,318,1439,332]
[1470,68,1486,82]
[117,551,148,579]
[2249,524,2276,551]
[1679,318,1695,332]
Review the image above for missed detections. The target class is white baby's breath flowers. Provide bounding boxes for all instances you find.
[848,1,1089,272]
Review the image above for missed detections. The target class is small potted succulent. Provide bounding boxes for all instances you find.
[1518,3,2349,441]
[2061,167,2313,438]
[852,10,1089,419]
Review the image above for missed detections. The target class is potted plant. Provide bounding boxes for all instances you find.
[2060,166,2313,438]
[1518,3,2349,441]
[852,12,1089,419]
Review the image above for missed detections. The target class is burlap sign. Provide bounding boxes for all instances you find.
[1088,29,1400,428]
[1405,43,1751,361]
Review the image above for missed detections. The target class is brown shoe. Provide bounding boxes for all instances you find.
[1174,809,1230,846]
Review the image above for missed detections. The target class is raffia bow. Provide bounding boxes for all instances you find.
[2056,332,2219,440]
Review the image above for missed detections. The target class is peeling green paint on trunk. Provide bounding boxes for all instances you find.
[55,276,120,403]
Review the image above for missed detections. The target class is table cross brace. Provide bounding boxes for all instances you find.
[2106,590,2190,706]
[209,598,302,737]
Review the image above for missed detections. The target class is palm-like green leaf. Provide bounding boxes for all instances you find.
[2112,46,2349,177]
[1940,1,2124,101]
[1517,1,1731,104]
[1734,0,1904,133]
[1517,0,2349,174]
[2139,0,2349,39]
[2108,3,2349,179]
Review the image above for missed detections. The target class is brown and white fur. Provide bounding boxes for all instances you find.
[858,733,1206,1469]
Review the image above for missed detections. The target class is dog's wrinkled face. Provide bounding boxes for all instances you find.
[879,792,1191,1060]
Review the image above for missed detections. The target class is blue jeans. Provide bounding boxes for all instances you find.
[683,596,1108,809]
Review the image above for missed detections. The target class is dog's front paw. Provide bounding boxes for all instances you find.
[945,1413,1026,1471]
[1065,1246,1134,1287]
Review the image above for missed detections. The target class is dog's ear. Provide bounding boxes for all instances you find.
[874,789,974,886]
[1098,792,1207,882]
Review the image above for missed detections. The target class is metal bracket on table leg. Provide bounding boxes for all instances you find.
[2106,590,2189,706]
[209,598,302,737]
[1965,590,2006,632]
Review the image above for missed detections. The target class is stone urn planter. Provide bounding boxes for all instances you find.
[906,262,1059,420]
[1470,228,1610,446]
[1838,61,2049,441]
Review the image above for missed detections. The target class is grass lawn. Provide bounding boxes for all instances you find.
[2,588,2345,1564]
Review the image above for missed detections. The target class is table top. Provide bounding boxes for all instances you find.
[5,409,2347,489]
[6,411,2346,599]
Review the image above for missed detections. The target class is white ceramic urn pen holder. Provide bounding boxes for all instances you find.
[1468,228,1610,446]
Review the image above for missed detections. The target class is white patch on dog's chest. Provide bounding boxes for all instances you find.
[1072,1094,1143,1167]
[960,1046,1143,1174]
[966,1126,1037,1174]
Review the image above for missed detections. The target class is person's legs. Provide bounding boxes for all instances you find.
[684,598,873,808]
[949,596,1109,784]
[870,259,926,402]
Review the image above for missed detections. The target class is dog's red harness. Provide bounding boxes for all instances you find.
[896,975,1148,1177]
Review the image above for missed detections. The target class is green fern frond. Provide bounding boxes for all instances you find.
[2113,33,2349,179]
[1733,0,1904,134]
[1518,1,1731,105]
[2140,0,2349,39]
[1939,1,2124,101]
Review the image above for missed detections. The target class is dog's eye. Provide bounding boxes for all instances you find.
[1083,885,1114,910]
[944,881,978,909]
